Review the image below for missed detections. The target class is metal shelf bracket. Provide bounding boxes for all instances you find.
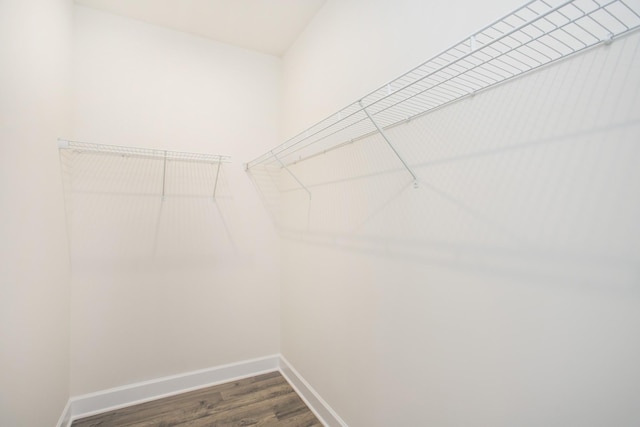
[359,100,419,188]
[272,150,312,199]
[161,150,167,201]
[212,160,222,200]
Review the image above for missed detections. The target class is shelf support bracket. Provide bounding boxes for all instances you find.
[212,160,221,200]
[272,150,312,199]
[161,150,167,201]
[359,101,419,187]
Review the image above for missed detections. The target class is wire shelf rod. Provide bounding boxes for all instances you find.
[247,0,575,167]
[247,0,640,170]
[362,3,616,110]
[58,139,231,164]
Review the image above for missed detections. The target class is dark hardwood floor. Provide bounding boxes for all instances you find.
[71,371,322,426]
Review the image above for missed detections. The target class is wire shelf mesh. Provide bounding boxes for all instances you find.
[59,139,231,164]
[246,0,640,170]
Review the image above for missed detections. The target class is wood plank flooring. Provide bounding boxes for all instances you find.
[71,371,322,427]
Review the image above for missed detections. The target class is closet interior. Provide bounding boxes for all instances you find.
[3,0,640,426]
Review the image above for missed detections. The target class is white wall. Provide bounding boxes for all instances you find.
[276,1,640,426]
[69,6,281,395]
[0,0,73,426]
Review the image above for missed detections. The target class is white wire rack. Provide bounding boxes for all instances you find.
[246,0,640,180]
[58,139,231,164]
[58,139,231,200]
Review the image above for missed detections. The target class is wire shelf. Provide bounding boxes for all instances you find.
[58,139,232,201]
[246,0,640,170]
[58,139,231,164]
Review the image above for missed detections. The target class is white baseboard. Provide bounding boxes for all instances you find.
[57,354,347,427]
[56,400,72,427]
[60,354,279,427]
[279,355,348,427]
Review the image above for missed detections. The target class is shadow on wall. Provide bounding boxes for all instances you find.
[59,149,238,270]
[248,32,640,289]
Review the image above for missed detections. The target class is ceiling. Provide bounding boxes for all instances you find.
[74,0,326,56]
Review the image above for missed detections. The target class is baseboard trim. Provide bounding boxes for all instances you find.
[57,354,347,427]
[56,399,72,427]
[279,355,348,427]
[62,354,279,426]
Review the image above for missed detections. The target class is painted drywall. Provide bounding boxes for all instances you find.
[69,6,281,395]
[275,0,640,426]
[0,0,73,426]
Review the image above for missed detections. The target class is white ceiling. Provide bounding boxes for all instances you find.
[74,0,326,56]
